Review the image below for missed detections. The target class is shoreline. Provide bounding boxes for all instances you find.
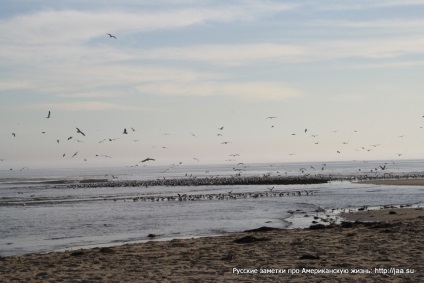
[355,178,424,186]
[1,207,423,282]
[341,207,424,222]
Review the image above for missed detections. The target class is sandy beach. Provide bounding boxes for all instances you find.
[1,206,423,283]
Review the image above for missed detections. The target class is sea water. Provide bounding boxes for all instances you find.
[1,160,423,256]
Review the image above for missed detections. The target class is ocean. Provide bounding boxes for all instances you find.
[1,159,423,256]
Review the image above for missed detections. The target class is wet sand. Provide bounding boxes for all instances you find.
[1,208,423,282]
[356,178,424,186]
[341,207,424,222]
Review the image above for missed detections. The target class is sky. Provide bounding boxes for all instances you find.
[1,0,424,169]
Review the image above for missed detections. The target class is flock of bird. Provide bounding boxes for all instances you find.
[3,106,424,174]
[2,33,424,174]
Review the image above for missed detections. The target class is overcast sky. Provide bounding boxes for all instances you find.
[1,0,424,169]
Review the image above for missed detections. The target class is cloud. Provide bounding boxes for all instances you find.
[309,37,424,60]
[138,37,424,64]
[312,0,424,11]
[141,43,305,66]
[348,60,424,69]
[22,101,144,111]
[314,19,424,29]
[136,81,303,101]
[0,2,295,45]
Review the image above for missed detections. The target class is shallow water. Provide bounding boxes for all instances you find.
[1,160,424,256]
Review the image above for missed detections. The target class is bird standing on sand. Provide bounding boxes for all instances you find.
[76,128,85,136]
[123,128,128,134]
[107,33,116,39]
[12,133,16,137]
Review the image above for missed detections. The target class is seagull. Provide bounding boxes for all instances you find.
[68,136,72,140]
[221,141,231,144]
[218,126,224,130]
[131,127,135,132]
[141,158,155,162]
[12,133,16,137]
[107,33,116,39]
[76,128,85,136]
[123,128,128,134]
[266,117,277,119]
[72,151,78,158]
[190,133,196,137]
[57,140,59,143]
[46,111,51,119]
[305,128,308,133]
[96,154,112,158]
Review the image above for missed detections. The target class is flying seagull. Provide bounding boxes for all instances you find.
[76,128,85,136]
[218,126,224,130]
[107,33,116,39]
[266,117,277,119]
[141,158,155,162]
[46,111,51,119]
[72,151,78,158]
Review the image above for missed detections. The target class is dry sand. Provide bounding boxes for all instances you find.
[1,207,423,283]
